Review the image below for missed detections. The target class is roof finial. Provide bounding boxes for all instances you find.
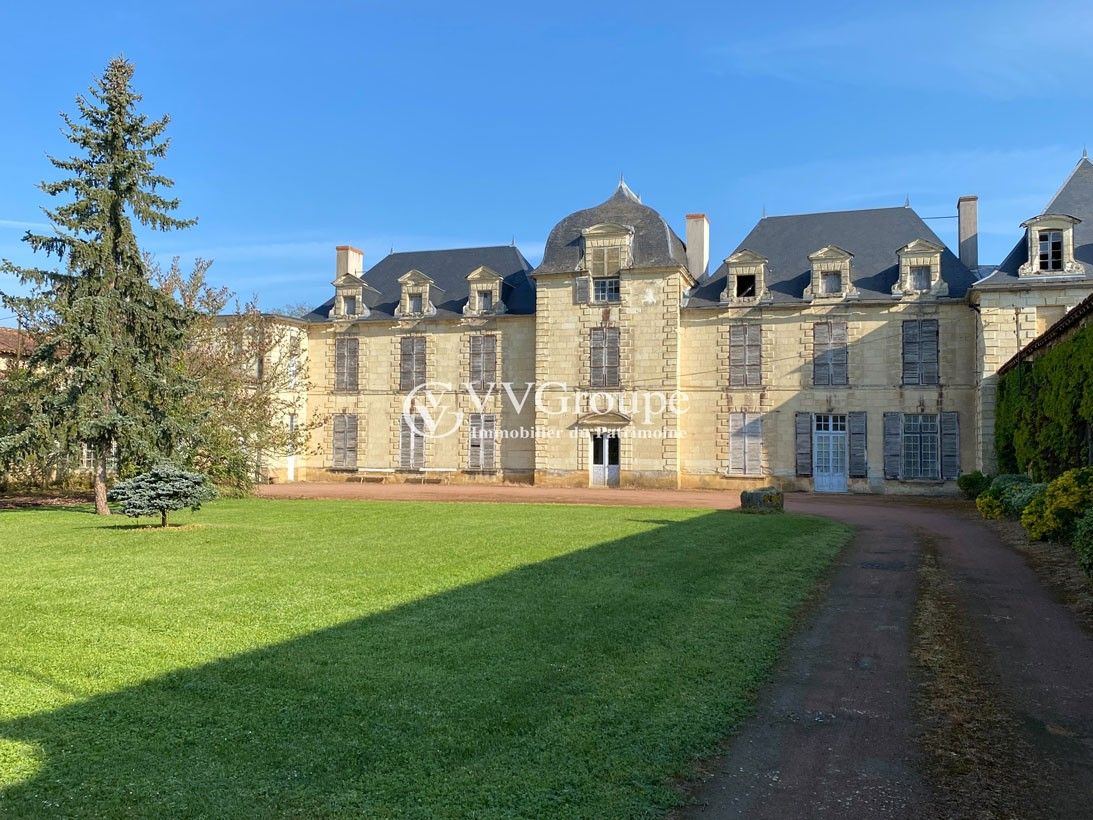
[511,235,515,247]
[904,194,911,207]
[761,203,767,218]
[1084,145,1088,160]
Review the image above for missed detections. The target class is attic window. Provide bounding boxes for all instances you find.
[910,266,931,291]
[735,275,756,298]
[409,293,423,314]
[478,290,493,312]
[590,246,622,277]
[821,272,842,295]
[1038,230,1064,271]
[343,295,357,316]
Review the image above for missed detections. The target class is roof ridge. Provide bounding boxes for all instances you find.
[383,244,521,256]
[761,204,917,220]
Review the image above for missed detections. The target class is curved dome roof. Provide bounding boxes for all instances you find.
[535,181,687,274]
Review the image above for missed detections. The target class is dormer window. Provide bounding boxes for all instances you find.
[720,249,771,304]
[1019,213,1082,277]
[805,245,858,301]
[581,224,634,276]
[893,239,946,298]
[409,293,423,314]
[478,290,492,312]
[396,269,440,319]
[343,295,357,316]
[463,265,506,317]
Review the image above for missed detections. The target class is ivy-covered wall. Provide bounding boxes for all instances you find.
[995,322,1093,479]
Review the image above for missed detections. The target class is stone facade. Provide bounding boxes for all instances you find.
[262,160,1093,495]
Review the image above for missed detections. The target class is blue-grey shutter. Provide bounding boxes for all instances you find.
[574,274,590,304]
[400,337,414,392]
[589,328,605,387]
[883,412,902,479]
[920,320,939,385]
[941,411,959,480]
[795,412,813,477]
[469,336,483,388]
[605,327,620,387]
[467,414,482,469]
[745,323,762,386]
[729,324,746,387]
[335,337,346,390]
[344,414,358,468]
[332,414,346,467]
[728,412,744,475]
[848,411,867,478]
[813,322,831,386]
[482,413,496,470]
[902,321,919,385]
[745,412,762,476]
[483,334,497,386]
[831,321,848,386]
[346,338,358,390]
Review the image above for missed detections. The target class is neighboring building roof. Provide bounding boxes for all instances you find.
[997,289,1093,375]
[303,245,535,321]
[0,326,32,357]
[687,205,976,306]
[533,181,688,275]
[975,156,1093,289]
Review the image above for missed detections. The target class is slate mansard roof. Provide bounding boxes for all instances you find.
[533,181,688,275]
[304,245,535,321]
[976,156,1093,289]
[686,205,977,306]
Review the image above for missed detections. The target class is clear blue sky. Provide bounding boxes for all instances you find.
[2,0,1092,321]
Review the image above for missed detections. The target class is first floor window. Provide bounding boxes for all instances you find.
[593,276,621,303]
[902,319,939,385]
[901,413,939,480]
[729,323,762,387]
[467,413,496,471]
[590,326,620,387]
[400,336,426,391]
[332,413,358,469]
[399,413,425,470]
[334,336,359,390]
[728,411,762,476]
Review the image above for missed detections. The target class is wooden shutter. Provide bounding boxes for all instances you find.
[729,324,746,387]
[344,414,358,468]
[605,327,620,387]
[332,414,346,467]
[574,274,590,304]
[940,411,959,480]
[400,336,415,392]
[399,414,412,470]
[414,337,425,388]
[728,412,745,475]
[745,323,761,386]
[745,413,762,476]
[468,414,482,469]
[901,321,919,385]
[469,336,483,388]
[590,328,605,387]
[795,412,813,477]
[481,413,496,470]
[813,322,831,386]
[335,337,346,390]
[920,320,939,385]
[400,414,423,470]
[831,321,848,386]
[883,412,902,479]
[482,334,497,385]
[848,411,867,478]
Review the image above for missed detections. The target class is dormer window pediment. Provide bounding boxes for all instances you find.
[804,245,859,302]
[331,272,379,319]
[396,269,440,318]
[720,249,773,304]
[893,238,947,299]
[581,223,634,276]
[1018,213,1083,276]
[463,265,507,316]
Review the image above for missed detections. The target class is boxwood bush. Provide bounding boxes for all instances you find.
[1072,508,1093,578]
[957,470,992,500]
[1020,467,1093,542]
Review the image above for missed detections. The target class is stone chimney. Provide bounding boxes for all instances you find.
[335,245,364,278]
[957,196,978,271]
[686,213,709,278]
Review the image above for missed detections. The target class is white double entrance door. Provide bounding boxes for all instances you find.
[590,433,620,487]
[813,414,848,493]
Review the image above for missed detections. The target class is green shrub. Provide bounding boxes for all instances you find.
[957,470,992,500]
[976,494,1006,519]
[1072,509,1093,578]
[1020,467,1093,542]
[1003,482,1047,517]
[108,463,217,527]
[988,474,1032,496]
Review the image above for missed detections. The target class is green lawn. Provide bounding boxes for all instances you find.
[0,498,850,818]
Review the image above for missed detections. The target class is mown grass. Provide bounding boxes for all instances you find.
[0,498,850,818]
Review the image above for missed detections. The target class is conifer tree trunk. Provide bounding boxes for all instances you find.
[94,448,110,516]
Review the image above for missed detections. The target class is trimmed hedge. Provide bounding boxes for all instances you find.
[957,470,992,500]
[1072,509,1093,578]
[995,323,1093,479]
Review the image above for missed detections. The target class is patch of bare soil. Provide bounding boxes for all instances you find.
[0,492,93,510]
[912,538,1044,820]
[988,519,1093,634]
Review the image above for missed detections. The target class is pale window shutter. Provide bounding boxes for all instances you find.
[483,334,497,385]
[902,321,919,385]
[728,412,745,475]
[412,415,424,469]
[848,411,867,478]
[589,328,605,387]
[729,324,746,387]
[344,414,358,468]
[813,322,831,386]
[345,338,359,390]
[400,337,415,392]
[414,337,426,388]
[940,411,959,480]
[332,414,346,467]
[745,324,761,386]
[883,412,902,479]
[795,412,813,477]
[920,320,939,385]
[745,412,762,476]
[468,414,482,470]
[469,336,483,388]
[606,246,621,275]
[831,321,848,386]
[334,337,347,390]
[605,327,620,387]
[574,274,590,304]
[481,413,496,470]
[399,415,412,470]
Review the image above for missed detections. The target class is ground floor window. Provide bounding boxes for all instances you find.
[399,413,425,470]
[728,411,762,476]
[901,413,939,480]
[332,413,358,469]
[467,413,496,471]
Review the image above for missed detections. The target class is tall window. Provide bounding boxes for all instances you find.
[901,414,939,480]
[589,327,620,388]
[727,411,762,476]
[334,336,359,391]
[469,334,497,390]
[813,321,848,386]
[467,413,496,471]
[901,319,939,385]
[729,323,761,387]
[593,277,621,303]
[1038,230,1064,271]
[332,413,358,469]
[400,336,426,392]
[399,413,425,470]
[910,265,931,291]
[589,246,622,277]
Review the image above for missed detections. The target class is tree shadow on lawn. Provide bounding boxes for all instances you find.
[0,512,844,818]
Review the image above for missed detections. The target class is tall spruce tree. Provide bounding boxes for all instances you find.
[0,58,196,514]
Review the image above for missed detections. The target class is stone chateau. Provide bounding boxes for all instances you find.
[265,157,1093,493]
